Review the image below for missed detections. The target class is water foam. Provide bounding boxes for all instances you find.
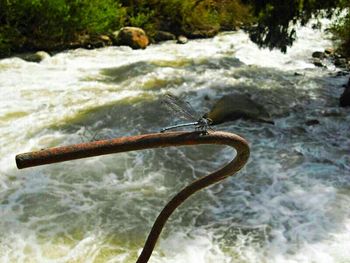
[0,17,349,263]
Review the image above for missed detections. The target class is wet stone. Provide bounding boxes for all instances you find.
[340,77,350,107]
[312,51,326,59]
[305,119,320,126]
[324,47,334,55]
[313,58,325,67]
[177,35,188,44]
[154,31,176,42]
[21,51,50,63]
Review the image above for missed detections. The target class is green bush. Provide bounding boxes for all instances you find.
[128,8,156,35]
[333,13,350,58]
[0,0,126,55]
[153,0,251,35]
[0,26,21,57]
[331,1,350,58]
[217,0,252,30]
[157,0,216,33]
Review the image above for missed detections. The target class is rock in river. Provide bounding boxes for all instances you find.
[112,27,149,49]
[204,94,274,125]
[312,51,326,59]
[154,31,176,42]
[340,77,350,107]
[176,35,188,44]
[21,51,50,63]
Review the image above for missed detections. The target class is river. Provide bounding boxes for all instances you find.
[0,20,349,263]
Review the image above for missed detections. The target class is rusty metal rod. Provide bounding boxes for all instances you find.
[15,131,250,263]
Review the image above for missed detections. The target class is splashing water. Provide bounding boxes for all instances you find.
[0,19,349,262]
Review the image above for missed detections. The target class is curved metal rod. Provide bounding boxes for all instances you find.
[15,131,250,263]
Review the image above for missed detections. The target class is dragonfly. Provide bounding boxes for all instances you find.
[160,93,213,133]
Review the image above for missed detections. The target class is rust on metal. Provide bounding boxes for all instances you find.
[15,131,250,263]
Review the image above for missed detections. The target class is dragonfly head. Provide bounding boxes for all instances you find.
[198,116,213,127]
[202,114,213,125]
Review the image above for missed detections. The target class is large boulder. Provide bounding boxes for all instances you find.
[204,94,274,125]
[112,27,149,49]
[340,77,350,107]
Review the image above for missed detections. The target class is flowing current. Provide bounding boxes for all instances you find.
[0,21,349,263]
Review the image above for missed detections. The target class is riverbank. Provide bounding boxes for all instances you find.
[2,1,348,60]
[0,0,251,58]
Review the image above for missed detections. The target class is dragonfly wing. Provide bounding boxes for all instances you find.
[162,93,199,121]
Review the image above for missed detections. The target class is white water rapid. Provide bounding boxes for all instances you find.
[0,19,349,263]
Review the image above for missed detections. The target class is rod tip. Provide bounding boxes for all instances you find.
[15,154,25,169]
